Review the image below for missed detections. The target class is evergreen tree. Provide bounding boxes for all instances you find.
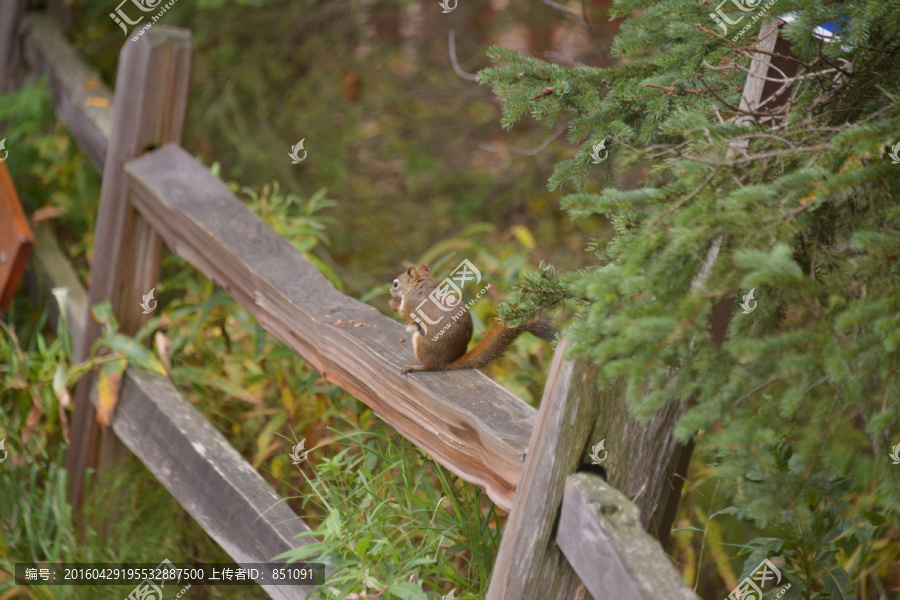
[480,0,900,596]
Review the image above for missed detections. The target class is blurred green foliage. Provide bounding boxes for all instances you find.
[65,0,603,293]
[1,81,99,277]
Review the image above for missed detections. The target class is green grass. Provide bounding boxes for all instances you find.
[0,288,273,599]
[275,430,501,599]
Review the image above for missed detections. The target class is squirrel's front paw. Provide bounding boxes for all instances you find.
[401,364,424,375]
[388,298,400,311]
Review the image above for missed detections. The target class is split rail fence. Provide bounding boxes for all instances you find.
[0,5,786,598]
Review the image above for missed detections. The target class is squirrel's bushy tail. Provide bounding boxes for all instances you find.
[447,318,557,370]
[524,318,557,342]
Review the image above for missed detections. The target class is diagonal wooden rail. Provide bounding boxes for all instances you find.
[122,142,536,510]
[19,14,113,170]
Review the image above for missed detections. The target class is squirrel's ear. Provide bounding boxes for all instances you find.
[419,264,431,273]
[406,266,416,276]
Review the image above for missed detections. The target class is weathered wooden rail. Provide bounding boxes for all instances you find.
[0,7,790,599]
[125,140,540,508]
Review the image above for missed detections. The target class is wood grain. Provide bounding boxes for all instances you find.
[123,143,537,511]
[68,27,191,516]
[486,338,597,599]
[557,473,698,600]
[732,20,781,147]
[584,378,693,546]
[93,369,318,600]
[0,0,27,92]
[738,20,781,110]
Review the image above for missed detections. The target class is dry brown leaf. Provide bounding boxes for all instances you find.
[83,77,103,91]
[21,392,43,445]
[59,401,70,444]
[56,383,72,410]
[32,205,64,224]
[85,96,112,108]
[96,358,126,427]
[96,374,120,426]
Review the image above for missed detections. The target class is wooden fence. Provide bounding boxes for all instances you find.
[2,6,783,599]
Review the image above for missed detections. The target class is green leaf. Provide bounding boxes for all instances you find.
[50,286,73,357]
[387,581,428,600]
[820,567,856,600]
[90,301,119,338]
[105,334,167,375]
[779,583,801,600]
[324,508,343,540]
[356,534,371,558]
[404,558,436,568]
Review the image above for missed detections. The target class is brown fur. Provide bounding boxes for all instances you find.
[389,264,556,374]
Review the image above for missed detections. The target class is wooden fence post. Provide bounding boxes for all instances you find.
[0,0,27,92]
[66,27,192,516]
[487,339,701,600]
[486,338,601,599]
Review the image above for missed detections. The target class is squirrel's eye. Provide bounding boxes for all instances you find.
[392,280,399,288]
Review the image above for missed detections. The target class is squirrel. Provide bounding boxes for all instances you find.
[388,264,556,374]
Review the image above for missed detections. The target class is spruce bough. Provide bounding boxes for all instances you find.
[481,0,900,596]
